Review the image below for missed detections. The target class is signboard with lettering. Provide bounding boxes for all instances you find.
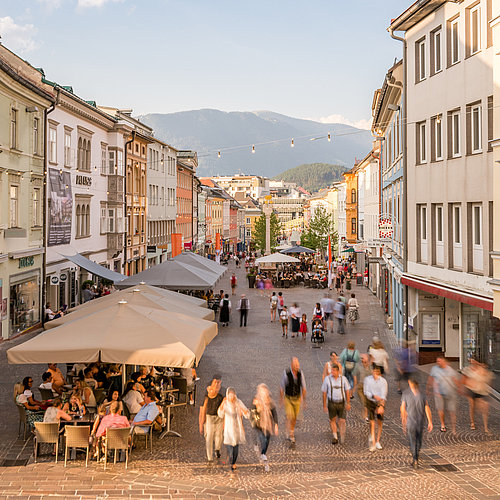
[48,168,72,246]
[50,276,59,285]
[147,245,157,253]
[378,217,393,240]
[18,256,34,268]
[75,175,92,187]
[421,313,441,345]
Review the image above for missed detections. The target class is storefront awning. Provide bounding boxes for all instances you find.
[62,253,126,283]
[401,274,493,311]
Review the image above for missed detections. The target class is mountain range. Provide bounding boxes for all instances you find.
[137,109,373,178]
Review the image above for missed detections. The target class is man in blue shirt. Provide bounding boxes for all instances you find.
[321,364,350,444]
[363,366,388,451]
[132,390,160,434]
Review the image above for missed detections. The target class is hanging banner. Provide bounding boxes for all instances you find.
[378,217,393,240]
[327,235,332,288]
[48,168,73,246]
[171,233,182,257]
[215,232,221,264]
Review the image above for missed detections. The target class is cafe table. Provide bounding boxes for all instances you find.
[157,389,184,439]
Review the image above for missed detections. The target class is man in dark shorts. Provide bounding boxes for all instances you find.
[363,366,387,451]
[321,364,350,444]
[199,374,224,462]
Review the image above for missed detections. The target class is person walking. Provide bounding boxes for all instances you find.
[280,306,289,338]
[369,339,389,375]
[320,293,335,333]
[461,358,493,433]
[427,356,459,434]
[199,375,224,462]
[237,294,250,327]
[401,378,433,468]
[333,298,346,335]
[230,273,237,295]
[322,351,343,380]
[251,384,278,472]
[339,341,360,390]
[269,292,278,322]
[219,294,231,327]
[322,363,350,444]
[217,388,250,472]
[277,292,284,317]
[354,354,372,422]
[347,293,359,325]
[299,313,308,339]
[289,303,301,338]
[280,357,306,445]
[363,366,388,451]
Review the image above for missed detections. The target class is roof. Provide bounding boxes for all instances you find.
[389,0,446,32]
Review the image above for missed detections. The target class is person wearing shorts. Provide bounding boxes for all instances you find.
[280,357,306,444]
[363,366,387,451]
[322,364,350,444]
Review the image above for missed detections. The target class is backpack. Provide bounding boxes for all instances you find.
[344,349,357,372]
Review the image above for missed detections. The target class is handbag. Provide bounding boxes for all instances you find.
[250,408,260,429]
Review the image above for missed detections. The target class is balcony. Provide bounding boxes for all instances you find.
[107,175,124,203]
[107,233,124,260]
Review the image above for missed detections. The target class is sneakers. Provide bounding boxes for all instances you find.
[375,442,382,450]
[215,450,221,459]
[189,400,194,405]
[264,462,270,472]
[261,454,267,462]
[331,436,338,445]
[369,444,376,452]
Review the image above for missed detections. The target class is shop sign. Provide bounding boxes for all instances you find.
[421,313,441,345]
[147,245,157,253]
[379,217,393,239]
[75,175,92,187]
[50,276,59,285]
[18,256,35,269]
[59,274,68,282]
[1,298,7,320]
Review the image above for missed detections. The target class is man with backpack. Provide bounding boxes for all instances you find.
[333,297,346,335]
[339,342,360,392]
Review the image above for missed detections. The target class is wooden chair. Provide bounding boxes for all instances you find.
[39,388,54,401]
[64,425,90,467]
[34,422,60,463]
[101,427,131,470]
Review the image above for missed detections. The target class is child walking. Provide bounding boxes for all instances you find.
[280,306,289,338]
[299,313,308,339]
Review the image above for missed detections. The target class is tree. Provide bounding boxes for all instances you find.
[253,212,282,252]
[301,205,338,254]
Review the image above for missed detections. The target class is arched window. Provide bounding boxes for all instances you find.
[86,204,90,236]
[77,138,83,170]
[86,140,91,171]
[76,205,81,237]
[351,188,357,204]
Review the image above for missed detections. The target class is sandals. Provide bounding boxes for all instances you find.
[470,423,476,430]
[440,426,447,432]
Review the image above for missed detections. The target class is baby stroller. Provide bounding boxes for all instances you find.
[311,318,324,344]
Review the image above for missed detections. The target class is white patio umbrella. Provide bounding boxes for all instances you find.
[255,253,300,264]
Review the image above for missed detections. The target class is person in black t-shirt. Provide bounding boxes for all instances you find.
[199,374,224,462]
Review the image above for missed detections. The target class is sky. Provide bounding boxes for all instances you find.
[0,0,408,130]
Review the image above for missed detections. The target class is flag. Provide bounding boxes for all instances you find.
[215,232,221,264]
[327,235,332,289]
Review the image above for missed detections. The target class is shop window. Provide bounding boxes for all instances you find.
[10,275,40,335]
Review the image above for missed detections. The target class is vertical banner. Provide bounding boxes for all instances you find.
[171,233,182,257]
[215,232,221,264]
[48,168,72,246]
[327,235,332,289]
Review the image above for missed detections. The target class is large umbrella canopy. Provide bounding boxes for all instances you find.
[173,252,226,278]
[115,260,218,290]
[342,247,355,253]
[130,284,207,308]
[255,253,300,264]
[45,288,214,330]
[280,245,315,254]
[275,243,292,251]
[8,303,217,367]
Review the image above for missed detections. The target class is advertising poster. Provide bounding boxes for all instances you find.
[421,313,441,345]
[48,168,73,246]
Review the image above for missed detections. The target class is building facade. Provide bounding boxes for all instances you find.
[176,151,197,250]
[343,170,358,244]
[146,138,177,265]
[0,46,53,339]
[211,175,270,200]
[390,0,499,371]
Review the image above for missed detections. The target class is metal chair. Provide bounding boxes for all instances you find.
[16,405,28,440]
[64,425,90,467]
[34,422,60,463]
[39,388,54,401]
[101,427,131,470]
[131,423,154,452]
[171,378,189,407]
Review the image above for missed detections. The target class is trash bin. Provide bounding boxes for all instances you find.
[356,273,362,285]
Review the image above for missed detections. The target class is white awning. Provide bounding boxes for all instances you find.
[62,253,126,283]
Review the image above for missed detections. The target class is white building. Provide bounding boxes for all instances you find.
[146,138,177,265]
[336,182,347,247]
[211,175,270,200]
[390,0,498,370]
[44,86,128,310]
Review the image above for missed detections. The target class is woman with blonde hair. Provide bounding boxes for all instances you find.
[217,387,250,472]
[251,384,278,472]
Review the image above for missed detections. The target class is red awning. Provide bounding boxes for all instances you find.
[401,275,493,311]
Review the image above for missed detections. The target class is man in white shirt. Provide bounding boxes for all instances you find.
[39,371,58,397]
[322,364,350,444]
[363,366,388,451]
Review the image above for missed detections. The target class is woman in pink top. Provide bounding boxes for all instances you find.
[96,401,130,438]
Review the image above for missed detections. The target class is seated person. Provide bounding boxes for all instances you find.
[43,398,72,423]
[39,371,58,397]
[132,390,162,434]
[122,381,145,417]
[130,372,147,395]
[96,401,129,438]
[90,362,108,389]
[106,364,123,394]
[98,388,124,416]
[21,376,45,407]
[139,366,155,391]
[45,303,64,321]
[83,367,98,390]
[178,366,197,405]
[47,363,66,394]
[14,381,42,411]
[63,394,86,416]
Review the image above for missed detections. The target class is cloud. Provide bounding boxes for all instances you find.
[0,16,38,53]
[315,113,372,130]
[77,0,124,7]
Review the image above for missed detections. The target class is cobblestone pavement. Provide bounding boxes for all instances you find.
[0,262,499,499]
